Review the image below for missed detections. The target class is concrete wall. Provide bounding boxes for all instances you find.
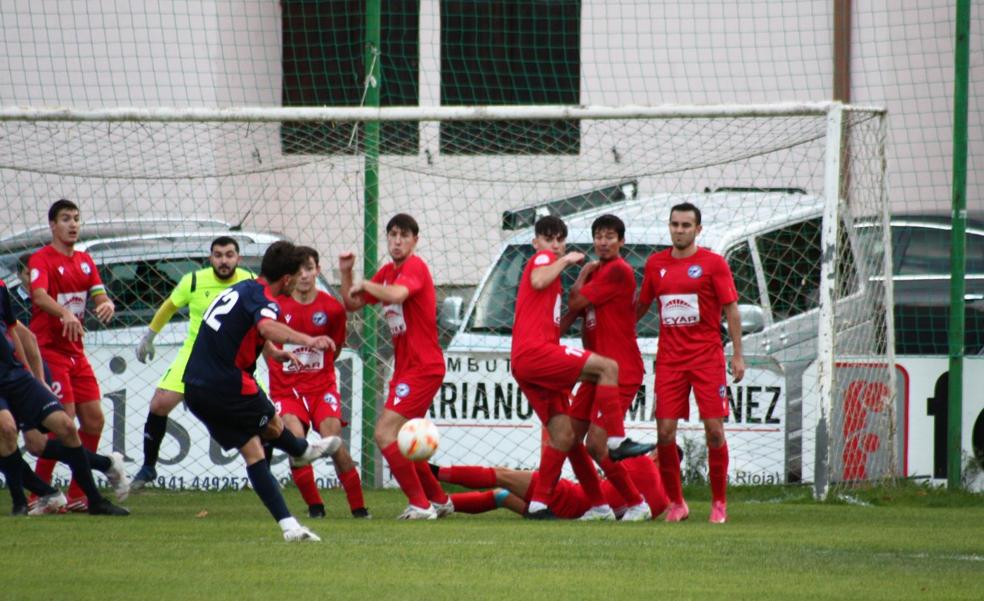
[0,1,978,284]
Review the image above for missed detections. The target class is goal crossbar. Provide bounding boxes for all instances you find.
[0,102,885,124]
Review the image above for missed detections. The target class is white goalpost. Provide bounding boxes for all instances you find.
[0,102,895,498]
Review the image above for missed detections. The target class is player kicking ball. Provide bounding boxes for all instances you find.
[636,203,745,524]
[131,236,254,490]
[265,246,369,519]
[182,241,341,541]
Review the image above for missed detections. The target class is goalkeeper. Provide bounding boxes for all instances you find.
[131,236,254,490]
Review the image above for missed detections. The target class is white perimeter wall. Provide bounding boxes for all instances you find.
[0,1,979,284]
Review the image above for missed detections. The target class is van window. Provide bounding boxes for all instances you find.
[757,219,822,320]
[466,243,667,337]
[899,226,984,275]
[100,258,201,328]
[724,241,761,305]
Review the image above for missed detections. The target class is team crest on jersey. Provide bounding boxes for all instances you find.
[534,253,551,266]
[30,268,39,282]
[312,311,327,326]
[719,384,727,399]
[659,268,666,278]
[57,266,65,275]
[285,314,292,324]
[80,262,91,275]
[395,382,411,398]
[324,392,338,410]
[687,265,703,279]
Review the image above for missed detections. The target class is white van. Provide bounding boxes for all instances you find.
[434,188,886,485]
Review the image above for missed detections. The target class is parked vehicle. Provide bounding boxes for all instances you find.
[857,214,984,355]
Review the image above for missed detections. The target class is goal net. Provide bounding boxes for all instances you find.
[0,104,894,498]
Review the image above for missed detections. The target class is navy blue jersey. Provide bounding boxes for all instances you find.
[184,279,280,395]
[0,279,26,373]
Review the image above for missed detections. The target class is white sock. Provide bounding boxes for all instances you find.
[607,436,626,450]
[278,516,301,532]
[527,500,548,513]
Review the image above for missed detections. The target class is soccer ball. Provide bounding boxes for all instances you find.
[397,418,440,461]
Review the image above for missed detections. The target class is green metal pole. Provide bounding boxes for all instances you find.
[947,0,971,489]
[362,0,382,485]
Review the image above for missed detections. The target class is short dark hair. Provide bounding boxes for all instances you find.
[210,236,240,254]
[669,202,702,225]
[295,245,320,267]
[260,241,302,282]
[591,214,625,240]
[48,199,79,222]
[386,213,419,236]
[16,252,32,272]
[534,215,567,239]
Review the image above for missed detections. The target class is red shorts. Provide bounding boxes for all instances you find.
[569,382,641,426]
[512,344,591,423]
[525,473,591,519]
[272,387,345,429]
[654,362,729,420]
[42,349,100,405]
[385,372,444,419]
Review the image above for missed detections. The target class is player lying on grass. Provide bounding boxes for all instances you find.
[429,452,669,520]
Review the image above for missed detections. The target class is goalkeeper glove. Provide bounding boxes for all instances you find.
[136,329,157,363]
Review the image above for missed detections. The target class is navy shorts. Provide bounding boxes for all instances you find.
[184,384,277,451]
[0,369,64,432]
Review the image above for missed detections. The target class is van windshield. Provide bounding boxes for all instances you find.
[466,243,666,337]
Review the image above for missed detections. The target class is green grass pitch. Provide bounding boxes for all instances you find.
[1,484,982,601]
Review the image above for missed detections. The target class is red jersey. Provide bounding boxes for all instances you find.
[266,291,346,398]
[511,250,562,356]
[27,245,106,355]
[579,257,644,386]
[364,254,444,377]
[639,247,737,368]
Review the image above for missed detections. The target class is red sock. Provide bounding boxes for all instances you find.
[657,443,684,504]
[381,442,430,509]
[439,465,497,489]
[708,443,729,503]
[290,465,323,507]
[595,384,625,437]
[414,460,449,504]
[68,430,101,500]
[449,490,497,514]
[531,446,567,504]
[599,456,643,506]
[32,432,59,493]
[337,467,366,512]
[622,455,669,516]
[567,443,605,506]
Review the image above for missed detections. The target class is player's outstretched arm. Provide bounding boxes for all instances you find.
[258,319,336,354]
[31,287,84,342]
[92,290,115,324]
[530,251,584,290]
[136,298,180,363]
[356,280,409,305]
[723,301,745,383]
[338,252,366,311]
